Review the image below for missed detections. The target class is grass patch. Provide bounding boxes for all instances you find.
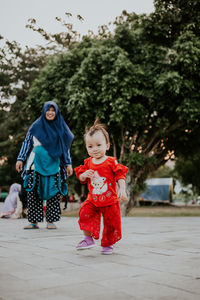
[127,206,200,217]
[61,205,200,218]
[61,209,79,217]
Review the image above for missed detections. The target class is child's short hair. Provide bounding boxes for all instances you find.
[84,119,110,144]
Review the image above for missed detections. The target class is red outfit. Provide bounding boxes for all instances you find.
[75,156,128,246]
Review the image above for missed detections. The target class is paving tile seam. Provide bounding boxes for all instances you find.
[183,251,200,254]
[148,251,175,256]
[147,280,200,295]
[0,234,81,242]
[98,282,139,297]
[75,280,135,298]
[130,264,195,278]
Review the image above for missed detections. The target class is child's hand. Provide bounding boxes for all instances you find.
[79,169,94,181]
[83,169,95,179]
[118,188,127,202]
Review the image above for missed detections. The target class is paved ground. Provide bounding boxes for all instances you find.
[0,215,200,300]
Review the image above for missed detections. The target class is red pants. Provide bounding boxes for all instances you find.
[78,200,122,247]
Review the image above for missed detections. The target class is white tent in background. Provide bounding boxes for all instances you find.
[139,178,173,203]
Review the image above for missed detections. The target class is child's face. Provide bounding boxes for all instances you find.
[85,130,110,160]
[45,106,56,121]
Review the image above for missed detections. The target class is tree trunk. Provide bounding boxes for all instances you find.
[124,168,143,215]
[125,192,139,215]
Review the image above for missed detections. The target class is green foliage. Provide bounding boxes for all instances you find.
[175,153,200,194]
[1,3,200,213]
[23,2,200,210]
[0,40,50,185]
[150,165,173,178]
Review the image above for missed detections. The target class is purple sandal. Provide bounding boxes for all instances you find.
[101,245,113,255]
[76,236,95,250]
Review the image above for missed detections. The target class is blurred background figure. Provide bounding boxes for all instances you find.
[69,193,76,203]
[0,183,21,218]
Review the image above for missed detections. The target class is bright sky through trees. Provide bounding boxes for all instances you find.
[0,0,154,48]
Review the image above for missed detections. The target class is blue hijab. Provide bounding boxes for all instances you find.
[29,101,74,161]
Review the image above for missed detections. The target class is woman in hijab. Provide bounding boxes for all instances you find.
[0,183,21,218]
[16,101,74,229]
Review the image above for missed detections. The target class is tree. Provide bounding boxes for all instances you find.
[0,38,51,184]
[25,2,200,214]
[150,165,174,178]
[2,3,200,214]
[173,127,200,195]
[174,153,200,195]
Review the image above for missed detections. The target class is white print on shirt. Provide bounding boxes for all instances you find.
[26,136,41,171]
[91,171,108,195]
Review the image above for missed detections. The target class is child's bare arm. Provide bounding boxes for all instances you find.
[79,169,94,182]
[117,179,127,202]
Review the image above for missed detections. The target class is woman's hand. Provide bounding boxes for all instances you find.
[66,165,73,177]
[16,161,23,173]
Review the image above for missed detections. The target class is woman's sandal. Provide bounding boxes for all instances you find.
[47,223,57,229]
[24,223,39,229]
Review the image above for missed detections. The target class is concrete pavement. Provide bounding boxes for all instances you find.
[0,215,200,300]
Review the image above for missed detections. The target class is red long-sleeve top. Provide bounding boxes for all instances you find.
[75,156,128,207]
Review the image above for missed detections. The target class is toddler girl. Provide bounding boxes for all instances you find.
[75,120,128,254]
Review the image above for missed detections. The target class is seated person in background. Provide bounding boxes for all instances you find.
[0,183,21,218]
